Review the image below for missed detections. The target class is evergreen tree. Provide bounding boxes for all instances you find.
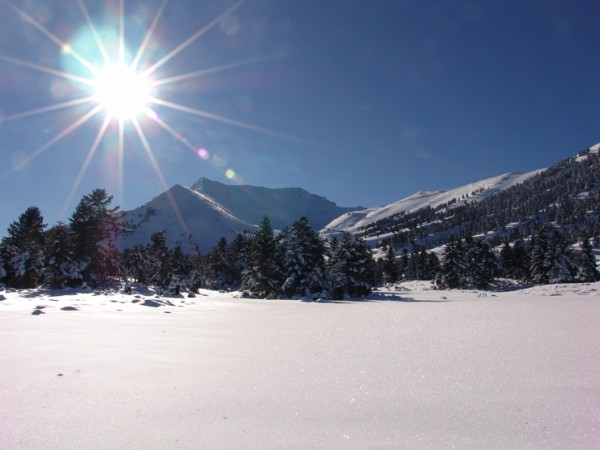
[575,238,599,282]
[465,238,497,289]
[280,217,327,297]
[0,206,46,288]
[229,233,250,287]
[148,230,172,288]
[529,232,549,285]
[425,251,441,280]
[545,227,575,284]
[435,236,468,289]
[327,232,376,299]
[70,189,121,286]
[398,249,410,280]
[242,217,281,297]
[44,222,80,288]
[382,244,398,284]
[122,245,152,284]
[205,237,236,289]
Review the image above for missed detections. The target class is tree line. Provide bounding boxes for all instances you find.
[0,189,377,299]
[1,188,598,298]
[378,226,598,289]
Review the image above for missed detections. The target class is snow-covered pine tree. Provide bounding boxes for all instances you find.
[280,217,327,297]
[0,206,46,288]
[435,236,468,289]
[424,251,441,280]
[70,189,121,286]
[382,244,398,284]
[529,233,549,285]
[44,222,80,288]
[242,216,282,298]
[545,227,575,284]
[205,237,237,290]
[397,249,410,280]
[148,230,172,288]
[575,238,599,282]
[465,237,497,289]
[229,233,250,287]
[327,232,376,299]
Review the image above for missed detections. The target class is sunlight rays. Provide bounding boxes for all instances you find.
[0,96,94,123]
[0,54,94,87]
[130,0,168,71]
[76,0,111,66]
[132,117,190,237]
[5,1,98,76]
[141,0,246,78]
[61,116,111,219]
[2,0,314,228]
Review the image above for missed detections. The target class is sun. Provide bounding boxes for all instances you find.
[92,63,153,121]
[0,0,310,219]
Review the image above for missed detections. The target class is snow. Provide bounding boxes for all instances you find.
[322,170,544,239]
[1,282,600,449]
[119,184,256,253]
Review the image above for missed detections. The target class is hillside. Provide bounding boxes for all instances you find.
[337,144,600,250]
[322,170,542,241]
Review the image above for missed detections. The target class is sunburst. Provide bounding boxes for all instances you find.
[0,0,307,225]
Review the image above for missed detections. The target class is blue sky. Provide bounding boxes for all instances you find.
[1,0,599,235]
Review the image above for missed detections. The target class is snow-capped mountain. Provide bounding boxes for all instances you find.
[191,177,363,230]
[119,179,363,253]
[321,170,543,240]
[119,184,256,253]
[117,142,600,254]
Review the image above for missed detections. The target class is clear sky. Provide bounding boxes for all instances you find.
[1,0,599,235]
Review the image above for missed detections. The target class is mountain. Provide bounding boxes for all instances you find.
[191,177,363,231]
[327,143,600,252]
[321,170,543,242]
[117,143,600,255]
[119,184,256,253]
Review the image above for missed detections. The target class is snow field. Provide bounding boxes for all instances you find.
[1,283,600,449]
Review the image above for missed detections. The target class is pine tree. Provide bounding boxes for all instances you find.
[382,244,398,284]
[148,230,172,288]
[229,233,250,287]
[398,249,409,280]
[280,217,327,297]
[242,216,281,298]
[70,189,121,286]
[44,222,79,288]
[0,206,46,288]
[435,236,468,289]
[575,238,599,282]
[205,237,236,289]
[529,233,549,285]
[425,251,441,280]
[465,238,497,289]
[546,228,575,284]
[327,232,376,299]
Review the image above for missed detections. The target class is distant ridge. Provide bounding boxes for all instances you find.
[321,170,543,242]
[191,177,364,230]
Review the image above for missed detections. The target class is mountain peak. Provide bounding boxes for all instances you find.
[191,177,363,230]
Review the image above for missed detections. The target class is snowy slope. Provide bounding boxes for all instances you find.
[192,177,363,230]
[322,170,543,237]
[119,184,256,253]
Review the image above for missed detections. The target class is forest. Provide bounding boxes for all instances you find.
[1,148,599,298]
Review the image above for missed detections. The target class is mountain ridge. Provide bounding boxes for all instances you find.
[118,142,600,253]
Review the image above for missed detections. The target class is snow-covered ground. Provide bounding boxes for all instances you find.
[1,282,600,449]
